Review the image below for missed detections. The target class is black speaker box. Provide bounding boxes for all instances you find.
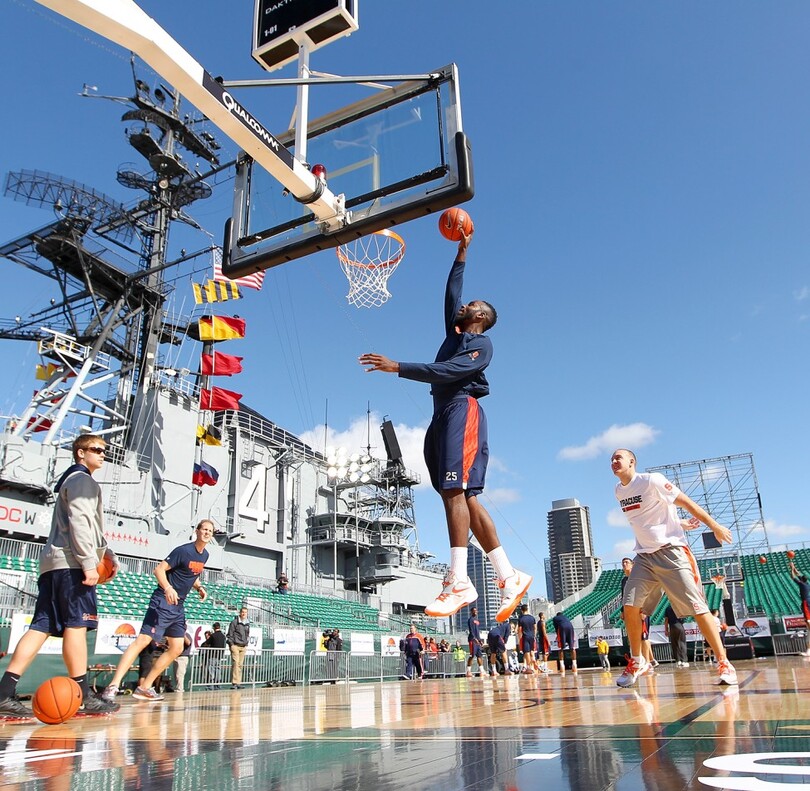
[723,635,754,660]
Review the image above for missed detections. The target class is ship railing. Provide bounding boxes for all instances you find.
[38,328,111,370]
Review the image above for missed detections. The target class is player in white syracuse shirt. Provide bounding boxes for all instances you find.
[611,448,738,689]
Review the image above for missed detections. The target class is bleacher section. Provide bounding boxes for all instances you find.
[564,568,624,622]
[739,549,810,617]
[4,548,808,634]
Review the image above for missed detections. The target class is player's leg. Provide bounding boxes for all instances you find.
[657,546,737,686]
[424,409,478,617]
[142,636,184,692]
[2,568,65,692]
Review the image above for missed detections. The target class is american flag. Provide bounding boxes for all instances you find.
[212,247,265,291]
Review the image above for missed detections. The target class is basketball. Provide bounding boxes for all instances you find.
[438,208,474,241]
[96,552,116,584]
[787,550,796,559]
[758,556,767,565]
[32,677,82,724]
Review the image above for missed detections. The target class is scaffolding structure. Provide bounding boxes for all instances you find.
[647,453,769,570]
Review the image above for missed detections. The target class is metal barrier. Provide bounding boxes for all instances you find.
[188,647,306,690]
[651,643,673,663]
[773,633,808,656]
[307,651,469,684]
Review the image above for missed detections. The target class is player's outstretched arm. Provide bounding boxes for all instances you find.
[674,492,732,543]
[358,353,399,373]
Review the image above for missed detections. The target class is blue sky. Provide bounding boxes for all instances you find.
[2,1,809,599]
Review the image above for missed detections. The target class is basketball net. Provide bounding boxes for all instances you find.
[336,229,406,308]
[711,575,729,598]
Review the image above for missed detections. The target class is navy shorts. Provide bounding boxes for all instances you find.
[424,396,488,494]
[468,641,482,657]
[30,569,98,638]
[556,627,576,650]
[520,635,536,654]
[139,595,187,641]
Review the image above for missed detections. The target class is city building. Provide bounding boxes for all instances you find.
[547,498,601,603]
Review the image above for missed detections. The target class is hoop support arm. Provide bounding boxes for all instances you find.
[35,0,346,228]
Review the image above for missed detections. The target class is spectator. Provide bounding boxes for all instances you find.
[401,625,424,680]
[595,636,610,670]
[664,605,689,667]
[326,628,343,683]
[276,573,290,595]
[173,634,192,692]
[451,640,466,663]
[226,607,251,689]
[201,622,226,689]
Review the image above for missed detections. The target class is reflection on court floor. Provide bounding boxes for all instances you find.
[1,658,809,790]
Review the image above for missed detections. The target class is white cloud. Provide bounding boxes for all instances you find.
[484,487,521,505]
[606,508,627,528]
[558,423,660,461]
[794,286,809,302]
[764,519,808,539]
[612,539,636,559]
[300,413,432,487]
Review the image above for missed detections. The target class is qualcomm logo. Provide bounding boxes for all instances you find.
[220,92,280,153]
[700,752,810,788]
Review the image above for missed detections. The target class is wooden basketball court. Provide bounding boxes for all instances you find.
[1,656,808,790]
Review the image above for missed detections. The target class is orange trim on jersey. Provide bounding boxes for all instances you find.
[461,397,480,488]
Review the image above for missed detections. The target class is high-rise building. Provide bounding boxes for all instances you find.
[547,498,601,603]
[453,538,502,631]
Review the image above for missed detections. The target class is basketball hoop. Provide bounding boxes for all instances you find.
[336,229,405,308]
[711,574,729,598]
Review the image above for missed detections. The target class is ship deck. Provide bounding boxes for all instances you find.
[1,657,808,790]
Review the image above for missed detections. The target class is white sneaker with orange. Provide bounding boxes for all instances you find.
[424,573,478,618]
[495,569,533,622]
[714,659,738,686]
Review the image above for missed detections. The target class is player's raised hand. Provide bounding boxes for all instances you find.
[358,353,399,373]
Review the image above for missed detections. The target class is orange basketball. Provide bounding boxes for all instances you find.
[787,550,796,559]
[758,556,767,565]
[32,677,82,724]
[96,552,116,584]
[438,207,474,241]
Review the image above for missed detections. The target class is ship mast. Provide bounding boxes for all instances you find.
[0,61,229,448]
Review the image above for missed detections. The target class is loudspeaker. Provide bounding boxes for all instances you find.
[723,635,754,660]
[380,419,403,464]
[701,532,722,550]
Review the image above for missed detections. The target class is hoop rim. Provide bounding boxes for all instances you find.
[336,228,406,270]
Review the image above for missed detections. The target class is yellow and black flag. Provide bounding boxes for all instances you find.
[192,279,241,305]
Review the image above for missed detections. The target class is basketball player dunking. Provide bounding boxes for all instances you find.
[359,230,531,620]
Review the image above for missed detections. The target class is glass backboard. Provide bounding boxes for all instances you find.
[222,63,473,277]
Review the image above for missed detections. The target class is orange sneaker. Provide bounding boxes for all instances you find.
[495,570,533,621]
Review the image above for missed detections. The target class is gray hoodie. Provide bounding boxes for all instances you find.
[39,467,107,573]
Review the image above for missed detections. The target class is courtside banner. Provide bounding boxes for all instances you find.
[351,632,375,655]
[381,635,401,657]
[94,618,213,654]
[8,613,63,655]
[95,618,142,654]
[783,615,806,632]
[649,625,669,644]
[736,617,771,638]
[246,625,263,656]
[587,628,623,647]
[272,628,305,655]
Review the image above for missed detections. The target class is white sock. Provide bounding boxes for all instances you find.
[487,546,514,580]
[450,547,468,580]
